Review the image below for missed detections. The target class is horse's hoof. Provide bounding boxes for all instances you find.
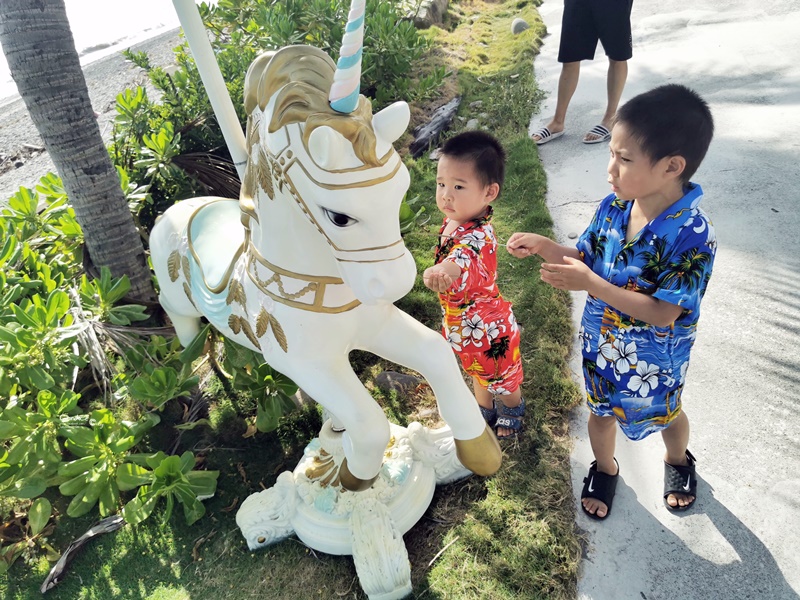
[339,458,379,492]
[454,425,502,476]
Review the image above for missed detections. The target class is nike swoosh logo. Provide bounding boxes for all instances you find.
[683,476,691,491]
[588,476,595,493]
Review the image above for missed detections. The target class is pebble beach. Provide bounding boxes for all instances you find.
[0,28,182,202]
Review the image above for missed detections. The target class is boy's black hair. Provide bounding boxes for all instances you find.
[614,84,714,184]
[440,130,506,193]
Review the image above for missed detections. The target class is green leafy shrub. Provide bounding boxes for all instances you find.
[118,451,219,525]
[0,179,219,537]
[0,497,57,574]
[58,410,160,517]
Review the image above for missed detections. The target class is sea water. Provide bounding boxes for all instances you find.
[0,0,214,104]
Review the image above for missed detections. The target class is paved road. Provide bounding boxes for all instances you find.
[528,1,800,598]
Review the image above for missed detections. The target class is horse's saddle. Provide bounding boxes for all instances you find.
[187,199,245,292]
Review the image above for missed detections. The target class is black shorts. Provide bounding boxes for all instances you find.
[558,0,633,63]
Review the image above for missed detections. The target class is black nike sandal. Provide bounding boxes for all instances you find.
[663,449,697,512]
[580,459,619,521]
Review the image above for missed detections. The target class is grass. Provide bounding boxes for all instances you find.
[0,0,583,598]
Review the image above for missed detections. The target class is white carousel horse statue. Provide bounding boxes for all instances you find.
[149,42,501,600]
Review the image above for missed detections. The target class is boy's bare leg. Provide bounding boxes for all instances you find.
[584,58,628,142]
[532,61,580,141]
[472,378,495,414]
[583,412,618,518]
[661,410,694,508]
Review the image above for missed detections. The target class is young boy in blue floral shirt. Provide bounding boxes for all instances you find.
[507,84,715,519]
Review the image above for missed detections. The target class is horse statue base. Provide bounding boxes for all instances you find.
[236,419,472,600]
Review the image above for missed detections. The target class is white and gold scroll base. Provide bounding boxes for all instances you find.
[236,419,472,600]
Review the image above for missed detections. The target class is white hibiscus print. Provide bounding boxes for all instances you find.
[451,248,473,270]
[461,314,486,346]
[488,384,511,395]
[460,230,487,251]
[484,320,504,342]
[595,334,619,372]
[613,340,638,375]
[446,327,463,352]
[627,361,660,397]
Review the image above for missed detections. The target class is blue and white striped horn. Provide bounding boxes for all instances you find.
[328,0,365,114]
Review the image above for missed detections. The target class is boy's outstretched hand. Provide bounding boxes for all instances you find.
[540,256,597,292]
[423,265,455,293]
[506,232,544,258]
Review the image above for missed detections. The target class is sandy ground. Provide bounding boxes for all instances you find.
[0,28,181,202]
[529,0,800,598]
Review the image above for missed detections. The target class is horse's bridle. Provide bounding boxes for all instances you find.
[262,123,409,265]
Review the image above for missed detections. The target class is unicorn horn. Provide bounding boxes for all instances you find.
[329,0,365,114]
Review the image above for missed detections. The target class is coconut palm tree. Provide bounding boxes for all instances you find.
[660,247,712,293]
[0,0,155,303]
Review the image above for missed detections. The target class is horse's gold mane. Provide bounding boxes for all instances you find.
[243,45,380,167]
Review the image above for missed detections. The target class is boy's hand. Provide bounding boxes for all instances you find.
[540,256,597,292]
[423,265,455,293]
[506,232,543,258]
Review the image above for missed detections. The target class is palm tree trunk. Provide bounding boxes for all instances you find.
[0,0,156,303]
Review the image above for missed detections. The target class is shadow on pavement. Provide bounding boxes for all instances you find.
[576,470,800,600]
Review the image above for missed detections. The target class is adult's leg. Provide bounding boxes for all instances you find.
[533,0,596,142]
[583,58,627,142]
[661,410,694,508]
[584,0,633,141]
[532,61,581,141]
[582,412,618,518]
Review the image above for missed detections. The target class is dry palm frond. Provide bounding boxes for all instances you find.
[172,151,242,199]
[68,288,114,401]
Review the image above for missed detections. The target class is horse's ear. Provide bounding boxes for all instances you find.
[308,125,361,170]
[373,101,410,151]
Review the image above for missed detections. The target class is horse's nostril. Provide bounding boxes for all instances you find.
[367,279,385,299]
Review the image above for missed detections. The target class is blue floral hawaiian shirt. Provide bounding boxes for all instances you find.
[575,183,717,440]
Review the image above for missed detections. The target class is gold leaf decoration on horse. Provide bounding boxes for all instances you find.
[304,450,340,488]
[226,279,247,307]
[181,255,192,286]
[182,283,197,309]
[273,160,285,193]
[258,147,274,200]
[167,251,181,282]
[228,314,242,334]
[255,308,270,338]
[240,320,261,350]
[268,314,288,352]
[246,114,260,147]
[242,156,257,201]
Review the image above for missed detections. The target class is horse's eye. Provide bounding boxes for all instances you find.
[323,208,357,228]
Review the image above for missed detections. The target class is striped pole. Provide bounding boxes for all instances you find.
[328,0,365,114]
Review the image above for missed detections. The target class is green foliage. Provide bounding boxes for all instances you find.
[119,451,219,526]
[128,367,199,411]
[58,410,160,517]
[79,266,149,326]
[121,335,199,411]
[0,497,57,575]
[220,339,298,432]
[0,290,86,395]
[0,390,81,499]
[0,179,215,536]
[399,194,429,235]
[202,0,442,107]
[108,0,446,230]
